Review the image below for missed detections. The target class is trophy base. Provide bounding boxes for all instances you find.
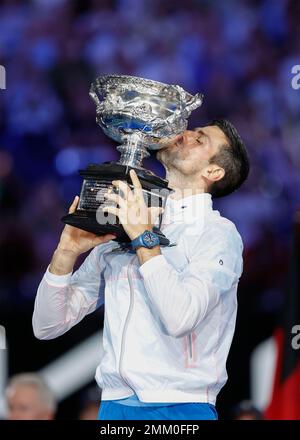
[62,210,129,242]
[61,162,172,244]
[62,211,169,245]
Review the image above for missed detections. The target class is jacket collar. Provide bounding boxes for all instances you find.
[161,192,213,227]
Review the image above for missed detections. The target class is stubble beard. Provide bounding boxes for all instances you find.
[157,146,182,171]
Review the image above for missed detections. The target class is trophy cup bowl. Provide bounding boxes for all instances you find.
[62,75,204,243]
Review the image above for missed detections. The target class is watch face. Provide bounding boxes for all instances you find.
[143,231,158,247]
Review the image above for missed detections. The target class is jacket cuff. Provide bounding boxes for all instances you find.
[44,265,72,287]
[139,255,169,278]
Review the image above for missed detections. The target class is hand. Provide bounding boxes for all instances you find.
[102,169,163,241]
[58,195,116,258]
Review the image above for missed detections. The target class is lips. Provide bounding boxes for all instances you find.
[159,133,183,149]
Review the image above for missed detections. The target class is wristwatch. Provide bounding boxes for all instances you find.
[131,230,160,250]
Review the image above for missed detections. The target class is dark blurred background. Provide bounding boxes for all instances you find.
[0,0,300,419]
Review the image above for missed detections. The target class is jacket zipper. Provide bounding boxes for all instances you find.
[118,254,137,391]
[188,334,193,360]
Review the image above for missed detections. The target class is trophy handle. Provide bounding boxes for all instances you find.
[185,93,204,113]
[89,83,102,108]
[172,85,203,117]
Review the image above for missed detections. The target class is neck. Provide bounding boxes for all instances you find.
[165,168,206,201]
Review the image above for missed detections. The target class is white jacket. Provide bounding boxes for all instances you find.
[33,193,243,405]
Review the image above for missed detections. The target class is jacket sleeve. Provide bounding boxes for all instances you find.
[139,225,243,338]
[32,245,107,340]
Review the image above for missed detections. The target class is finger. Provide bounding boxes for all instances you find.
[112,180,134,201]
[68,195,79,214]
[103,192,127,209]
[129,169,142,189]
[129,169,143,199]
[149,206,164,215]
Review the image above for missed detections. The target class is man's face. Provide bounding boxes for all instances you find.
[157,125,228,176]
[6,384,54,420]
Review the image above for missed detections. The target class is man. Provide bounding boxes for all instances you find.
[78,386,101,420]
[232,400,263,420]
[33,119,249,420]
[6,373,56,420]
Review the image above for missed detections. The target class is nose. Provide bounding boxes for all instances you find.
[182,130,195,142]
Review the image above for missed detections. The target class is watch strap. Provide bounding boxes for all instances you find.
[131,230,159,249]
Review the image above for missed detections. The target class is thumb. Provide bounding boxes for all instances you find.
[69,196,79,214]
[93,233,117,246]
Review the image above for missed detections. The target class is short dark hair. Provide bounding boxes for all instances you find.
[207,119,250,198]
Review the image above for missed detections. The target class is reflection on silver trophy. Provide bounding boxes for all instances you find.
[62,75,203,243]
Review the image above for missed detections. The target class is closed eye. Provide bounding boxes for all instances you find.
[194,128,211,147]
[196,136,204,144]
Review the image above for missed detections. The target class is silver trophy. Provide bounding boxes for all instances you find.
[62,75,203,243]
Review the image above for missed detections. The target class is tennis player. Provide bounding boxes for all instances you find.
[33,119,249,420]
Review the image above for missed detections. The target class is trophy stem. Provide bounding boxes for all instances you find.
[117,135,150,167]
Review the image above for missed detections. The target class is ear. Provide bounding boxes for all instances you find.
[201,164,225,184]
